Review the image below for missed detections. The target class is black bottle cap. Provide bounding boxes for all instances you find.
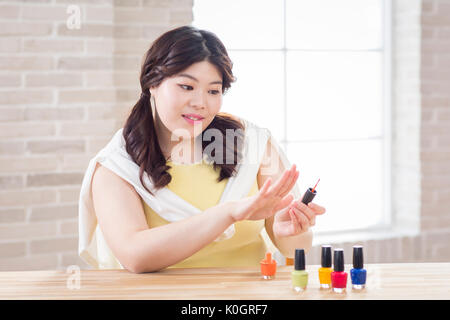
[353,245,364,269]
[301,187,317,205]
[294,249,306,271]
[321,245,332,268]
[333,248,345,272]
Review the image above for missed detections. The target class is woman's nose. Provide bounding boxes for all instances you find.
[190,90,207,109]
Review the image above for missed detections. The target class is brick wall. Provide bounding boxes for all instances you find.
[419,0,450,254]
[0,0,193,271]
[1,0,449,271]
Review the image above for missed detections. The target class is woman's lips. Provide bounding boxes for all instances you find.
[182,114,204,125]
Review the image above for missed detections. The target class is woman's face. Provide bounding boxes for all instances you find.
[150,60,223,141]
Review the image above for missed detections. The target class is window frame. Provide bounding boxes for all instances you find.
[193,0,393,236]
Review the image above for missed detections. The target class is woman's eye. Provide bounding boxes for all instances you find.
[179,84,193,90]
[178,84,220,95]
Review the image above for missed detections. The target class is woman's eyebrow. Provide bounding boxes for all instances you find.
[178,73,222,85]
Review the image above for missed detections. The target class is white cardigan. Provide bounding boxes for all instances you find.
[78,118,300,269]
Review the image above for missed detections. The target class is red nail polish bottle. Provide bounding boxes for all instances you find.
[331,248,348,293]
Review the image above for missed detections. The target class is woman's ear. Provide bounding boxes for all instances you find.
[149,85,158,97]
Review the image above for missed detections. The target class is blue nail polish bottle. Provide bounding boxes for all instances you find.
[350,245,366,290]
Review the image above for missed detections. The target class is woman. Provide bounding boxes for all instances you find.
[78,26,326,273]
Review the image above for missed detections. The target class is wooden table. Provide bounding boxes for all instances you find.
[0,263,449,300]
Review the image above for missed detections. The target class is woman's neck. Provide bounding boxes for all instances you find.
[153,111,203,164]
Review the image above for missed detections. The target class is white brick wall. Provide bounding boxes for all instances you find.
[0,0,193,271]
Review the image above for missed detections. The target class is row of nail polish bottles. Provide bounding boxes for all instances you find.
[319,245,367,293]
[261,246,366,293]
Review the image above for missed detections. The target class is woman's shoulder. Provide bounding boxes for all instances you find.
[217,112,258,130]
[216,112,244,124]
[91,162,137,196]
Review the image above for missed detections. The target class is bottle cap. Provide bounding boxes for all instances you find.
[301,187,317,205]
[353,245,364,269]
[294,249,306,271]
[333,248,345,272]
[260,252,277,276]
[321,245,332,268]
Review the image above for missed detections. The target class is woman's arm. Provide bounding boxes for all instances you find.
[92,163,235,273]
[258,139,324,258]
[92,161,298,273]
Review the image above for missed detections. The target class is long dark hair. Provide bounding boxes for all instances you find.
[123,26,245,195]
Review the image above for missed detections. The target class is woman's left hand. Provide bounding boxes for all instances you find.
[272,199,326,238]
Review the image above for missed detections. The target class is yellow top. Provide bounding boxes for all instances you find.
[141,159,271,268]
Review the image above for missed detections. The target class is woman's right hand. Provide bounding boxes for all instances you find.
[229,164,300,222]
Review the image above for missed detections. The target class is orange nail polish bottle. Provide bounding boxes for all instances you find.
[260,252,277,280]
[286,257,294,266]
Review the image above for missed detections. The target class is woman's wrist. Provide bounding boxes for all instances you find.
[274,229,313,257]
[223,200,239,224]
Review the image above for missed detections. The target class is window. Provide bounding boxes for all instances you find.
[193,0,391,235]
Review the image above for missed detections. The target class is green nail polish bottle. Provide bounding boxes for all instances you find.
[291,248,308,292]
